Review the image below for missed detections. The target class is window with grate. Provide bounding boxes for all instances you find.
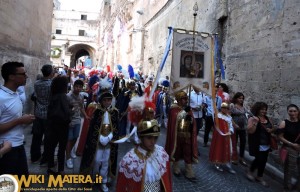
[79,30,85,36]
[81,15,87,20]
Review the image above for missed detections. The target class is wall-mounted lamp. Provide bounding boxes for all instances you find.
[136,9,144,15]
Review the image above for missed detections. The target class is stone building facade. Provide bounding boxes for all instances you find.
[99,0,300,122]
[0,0,53,113]
[51,2,101,68]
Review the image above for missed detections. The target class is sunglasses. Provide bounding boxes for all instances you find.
[14,72,27,76]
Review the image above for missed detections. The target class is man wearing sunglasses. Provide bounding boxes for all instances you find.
[0,61,35,176]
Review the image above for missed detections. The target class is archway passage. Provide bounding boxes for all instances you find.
[75,49,90,69]
[75,49,89,61]
[68,44,96,68]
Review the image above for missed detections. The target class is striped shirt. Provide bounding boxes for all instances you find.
[34,79,52,119]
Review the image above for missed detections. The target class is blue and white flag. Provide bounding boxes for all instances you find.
[149,27,173,99]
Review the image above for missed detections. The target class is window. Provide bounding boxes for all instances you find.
[81,15,87,20]
[56,29,62,34]
[79,30,85,36]
[128,33,133,52]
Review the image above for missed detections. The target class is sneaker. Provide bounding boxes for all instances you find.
[246,171,255,182]
[31,157,41,164]
[255,177,269,187]
[40,160,48,167]
[66,158,73,169]
[239,159,248,167]
[228,168,236,174]
[101,184,109,192]
[231,161,238,165]
[71,147,77,159]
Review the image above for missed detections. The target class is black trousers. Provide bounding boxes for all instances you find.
[30,117,48,162]
[235,129,247,158]
[195,117,203,135]
[204,116,214,144]
[0,145,28,177]
[47,124,69,172]
[250,150,269,177]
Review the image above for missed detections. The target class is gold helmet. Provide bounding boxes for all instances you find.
[221,102,229,109]
[174,90,188,100]
[137,119,160,137]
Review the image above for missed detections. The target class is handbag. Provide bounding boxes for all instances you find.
[270,134,279,150]
[279,133,300,164]
[279,147,288,164]
[260,122,278,150]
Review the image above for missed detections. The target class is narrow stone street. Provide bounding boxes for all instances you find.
[24,125,283,192]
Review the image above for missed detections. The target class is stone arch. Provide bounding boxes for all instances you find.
[68,43,96,68]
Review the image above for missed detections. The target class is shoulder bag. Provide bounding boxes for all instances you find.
[280,133,300,164]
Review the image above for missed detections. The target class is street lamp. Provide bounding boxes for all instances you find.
[193,2,198,17]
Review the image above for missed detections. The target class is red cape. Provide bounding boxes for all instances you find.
[76,102,97,156]
[116,146,172,192]
[165,104,198,162]
[209,115,231,164]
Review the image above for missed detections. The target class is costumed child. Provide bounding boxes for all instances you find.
[80,92,119,192]
[116,119,172,192]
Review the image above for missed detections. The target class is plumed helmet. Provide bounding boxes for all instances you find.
[98,92,113,102]
[161,80,170,88]
[137,119,160,137]
[127,79,136,86]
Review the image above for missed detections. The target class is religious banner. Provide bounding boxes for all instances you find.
[170,29,213,96]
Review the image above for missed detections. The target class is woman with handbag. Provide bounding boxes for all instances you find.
[278,104,300,191]
[230,92,249,166]
[246,102,276,187]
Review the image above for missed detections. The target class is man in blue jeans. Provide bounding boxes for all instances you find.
[66,79,89,169]
[30,64,54,164]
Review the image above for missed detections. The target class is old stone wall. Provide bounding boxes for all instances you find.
[0,0,53,113]
[142,0,300,123]
[225,0,300,122]
[98,0,300,123]
[143,0,218,76]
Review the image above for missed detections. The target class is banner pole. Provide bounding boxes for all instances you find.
[211,35,219,128]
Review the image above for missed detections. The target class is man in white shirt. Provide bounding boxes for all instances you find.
[190,86,205,135]
[0,62,35,176]
[203,88,222,147]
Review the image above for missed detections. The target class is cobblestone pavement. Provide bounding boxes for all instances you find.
[23,125,283,192]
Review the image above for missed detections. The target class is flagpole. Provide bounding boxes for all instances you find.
[211,34,219,130]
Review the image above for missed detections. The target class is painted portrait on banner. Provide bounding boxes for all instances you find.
[179,51,204,78]
[170,30,212,96]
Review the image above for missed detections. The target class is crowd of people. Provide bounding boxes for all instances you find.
[0,61,299,191]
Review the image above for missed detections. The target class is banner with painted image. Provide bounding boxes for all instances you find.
[170,29,213,96]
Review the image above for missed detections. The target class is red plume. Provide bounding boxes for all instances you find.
[106,65,111,72]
